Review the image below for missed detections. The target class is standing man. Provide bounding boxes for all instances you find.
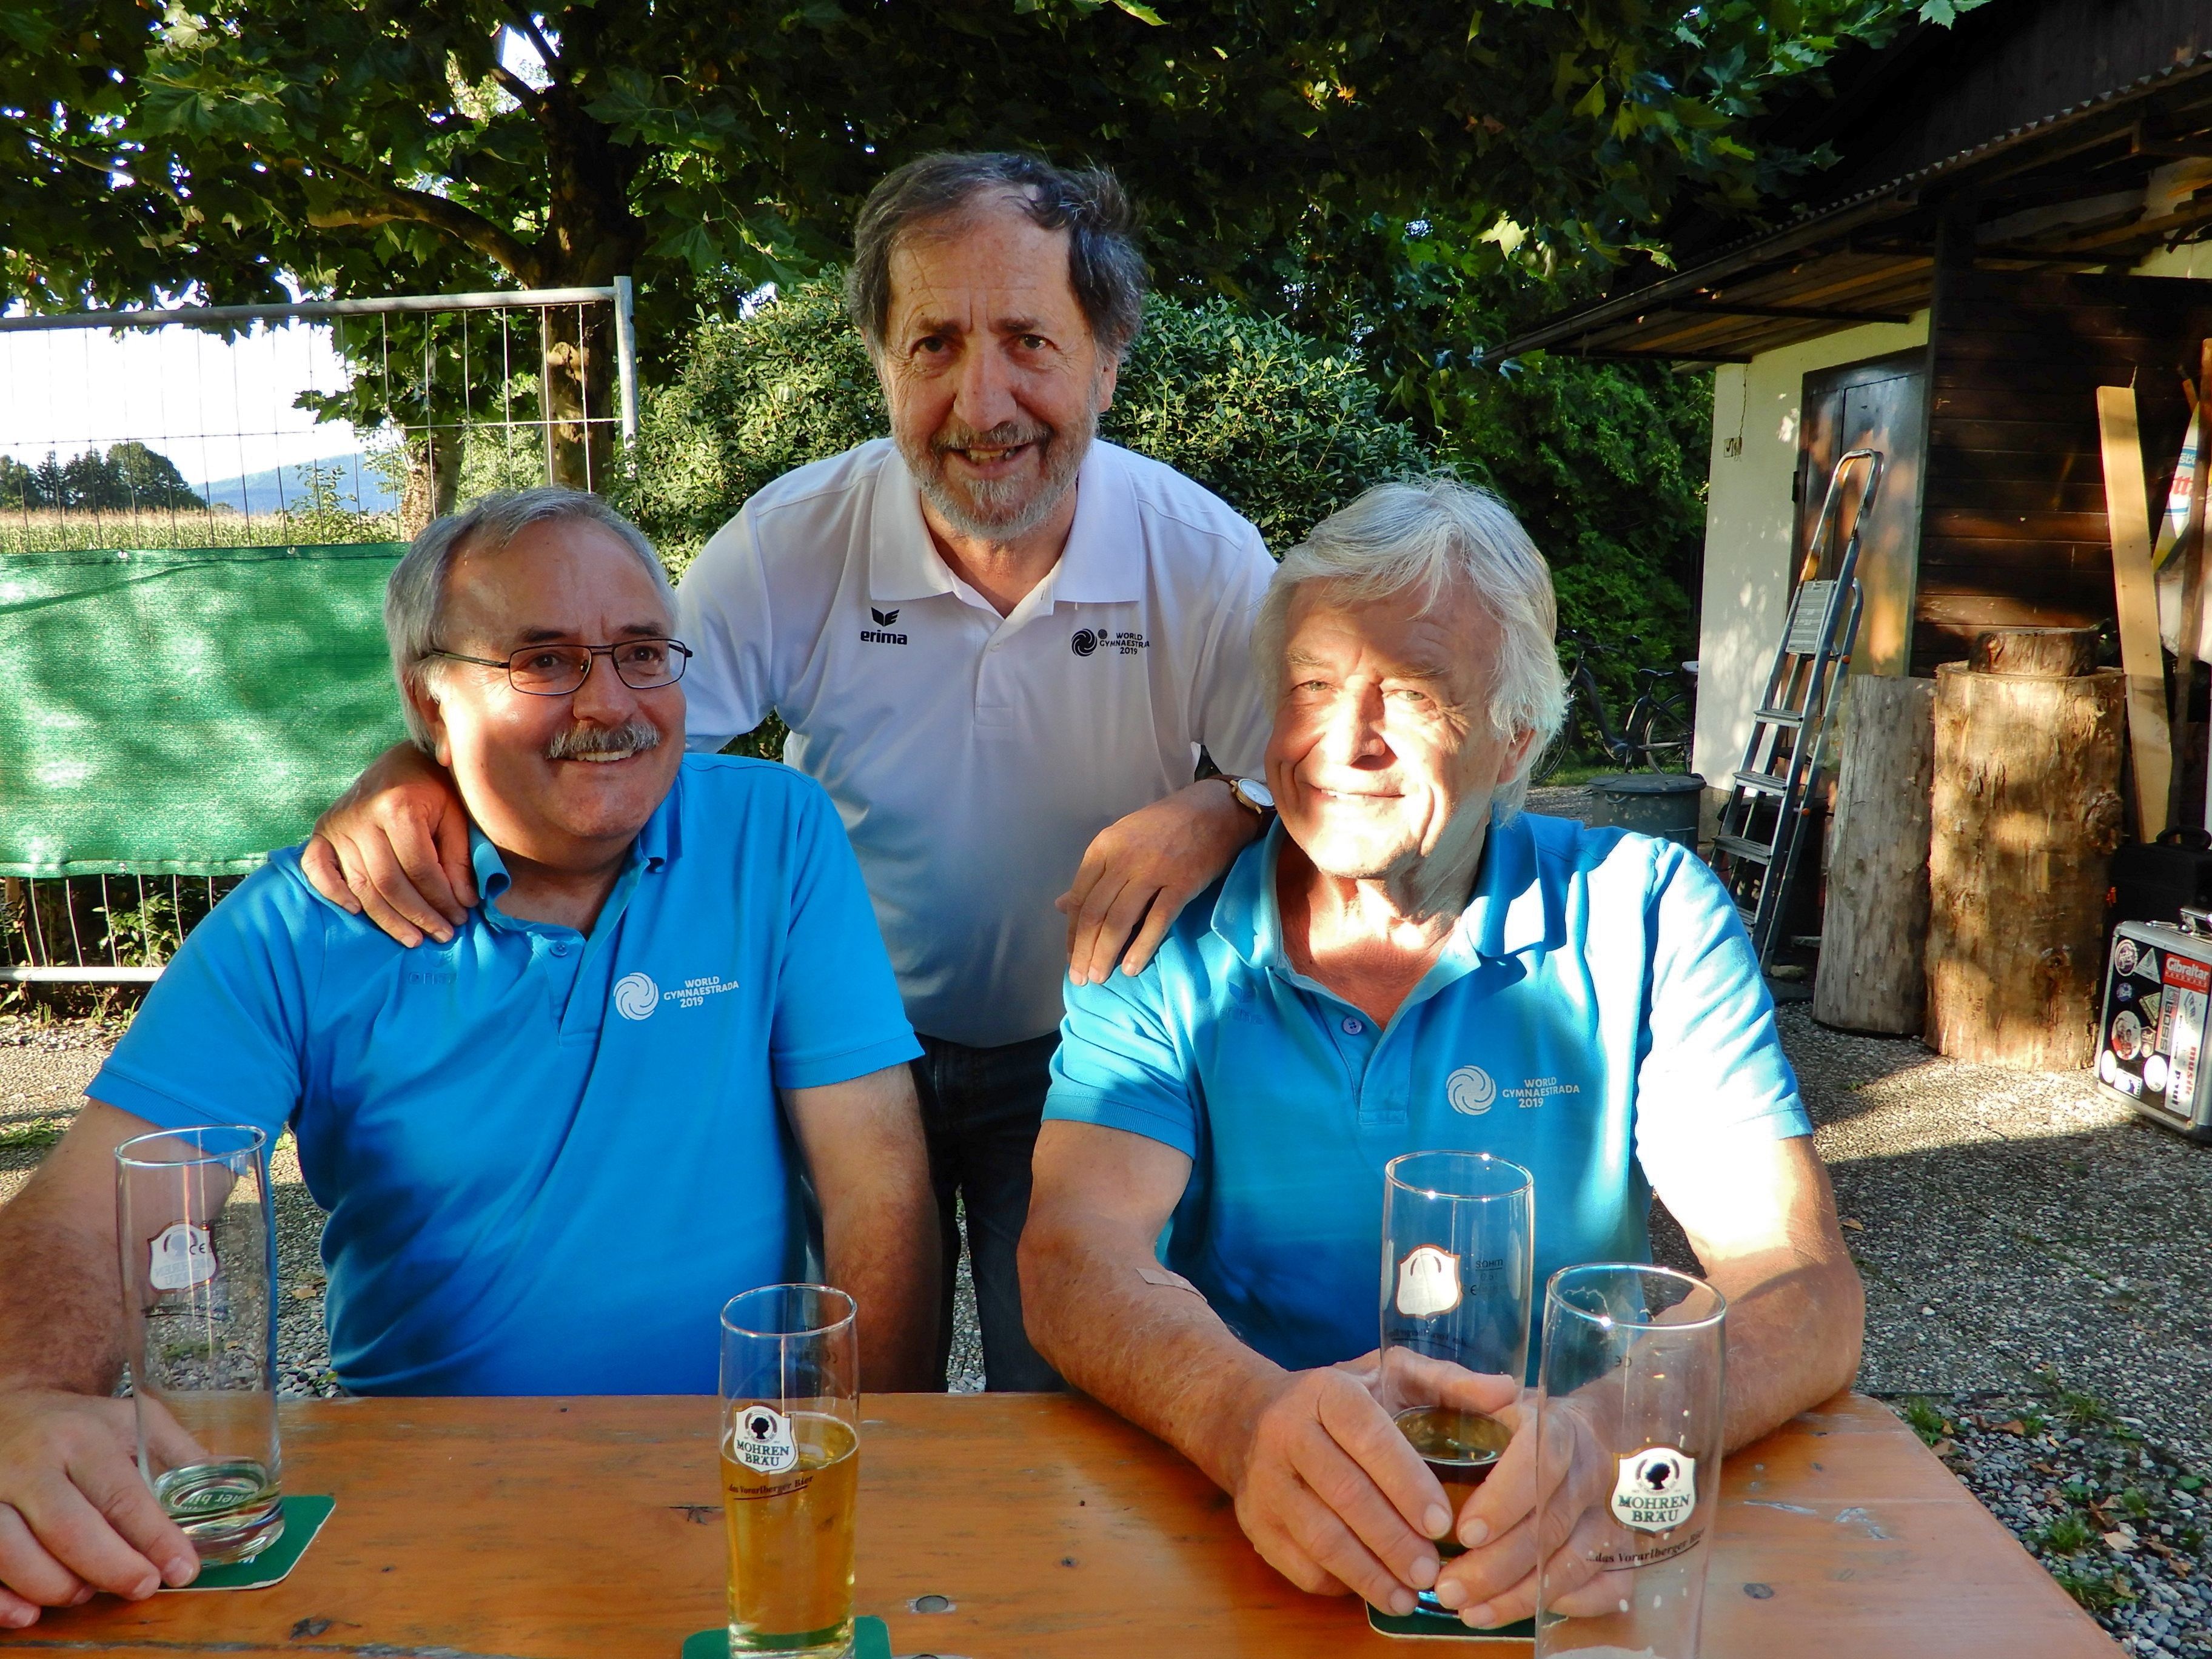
[305,153,1279,1390]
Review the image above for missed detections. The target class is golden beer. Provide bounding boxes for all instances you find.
[1395,1405,1511,1557]
[722,1410,859,1656]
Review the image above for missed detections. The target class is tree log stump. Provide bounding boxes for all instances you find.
[1815,677,1937,1034]
[1967,626,2098,678]
[1925,663,2127,1069]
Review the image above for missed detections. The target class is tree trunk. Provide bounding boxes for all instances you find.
[1968,626,2098,677]
[540,304,615,493]
[1815,676,1936,1034]
[397,432,464,541]
[1925,663,2127,1068]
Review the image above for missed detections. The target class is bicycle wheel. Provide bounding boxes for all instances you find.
[1631,686,1694,770]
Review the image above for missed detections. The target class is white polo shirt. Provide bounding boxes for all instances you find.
[675,437,1276,1047]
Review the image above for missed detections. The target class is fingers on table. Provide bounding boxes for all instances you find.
[0,1477,159,1606]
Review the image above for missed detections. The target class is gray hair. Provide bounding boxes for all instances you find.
[1252,478,1568,819]
[386,487,675,751]
[845,152,1148,360]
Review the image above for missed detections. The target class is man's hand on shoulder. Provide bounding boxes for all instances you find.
[0,1390,200,1626]
[1058,779,1259,985]
[301,742,477,948]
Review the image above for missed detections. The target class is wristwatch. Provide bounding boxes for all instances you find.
[1223,776,1276,821]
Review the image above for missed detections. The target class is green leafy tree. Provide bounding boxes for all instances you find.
[4,1,1985,469]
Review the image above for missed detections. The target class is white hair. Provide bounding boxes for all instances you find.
[1251,477,1567,819]
[386,488,675,751]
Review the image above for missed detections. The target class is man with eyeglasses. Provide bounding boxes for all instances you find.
[0,489,938,1626]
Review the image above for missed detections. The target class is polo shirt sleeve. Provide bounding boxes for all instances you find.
[1629,842,1812,1196]
[674,506,777,752]
[1188,529,1275,779]
[1044,965,1201,1159]
[766,779,922,1090]
[88,860,321,1140]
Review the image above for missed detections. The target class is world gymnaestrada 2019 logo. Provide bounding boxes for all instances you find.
[612,972,660,1021]
[1446,1065,1497,1115]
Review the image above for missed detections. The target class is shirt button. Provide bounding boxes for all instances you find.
[1341,1016,1365,1035]
[550,942,574,958]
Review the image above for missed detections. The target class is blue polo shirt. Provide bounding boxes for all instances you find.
[92,756,919,1396]
[1045,811,1809,1373]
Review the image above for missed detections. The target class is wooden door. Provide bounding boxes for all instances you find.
[1797,350,1927,678]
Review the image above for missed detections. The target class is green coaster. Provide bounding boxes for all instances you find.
[161,1495,335,1592]
[682,1615,890,1659]
[1369,1601,1536,1643]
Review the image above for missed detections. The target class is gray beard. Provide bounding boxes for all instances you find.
[546,717,662,761]
[899,409,1096,544]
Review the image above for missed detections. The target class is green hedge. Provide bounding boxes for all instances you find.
[616,279,1430,576]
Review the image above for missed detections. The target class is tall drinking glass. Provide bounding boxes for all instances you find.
[1379,1151,1535,1608]
[114,1124,283,1564]
[720,1285,860,1659]
[1534,1265,1728,1659]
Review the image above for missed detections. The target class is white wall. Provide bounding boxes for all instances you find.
[1692,315,1930,786]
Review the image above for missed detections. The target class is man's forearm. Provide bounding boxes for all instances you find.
[1020,1221,1280,1491]
[0,1178,126,1397]
[823,1178,940,1393]
[1714,1256,1865,1452]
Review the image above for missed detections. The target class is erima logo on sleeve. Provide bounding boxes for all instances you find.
[861,605,907,645]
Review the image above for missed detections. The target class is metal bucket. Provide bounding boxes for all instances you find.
[1590,774,1706,850]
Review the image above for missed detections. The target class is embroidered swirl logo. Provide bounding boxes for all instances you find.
[1446,1065,1497,1116]
[612,971,660,1021]
[1070,628,1099,658]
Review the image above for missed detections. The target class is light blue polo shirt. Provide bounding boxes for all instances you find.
[93,756,919,1396]
[1045,811,1809,1374]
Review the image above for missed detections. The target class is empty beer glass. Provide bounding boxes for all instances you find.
[115,1124,284,1564]
[1534,1264,1728,1659]
[1379,1151,1535,1610]
[720,1285,860,1659]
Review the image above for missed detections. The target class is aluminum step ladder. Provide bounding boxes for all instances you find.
[1709,447,1885,972]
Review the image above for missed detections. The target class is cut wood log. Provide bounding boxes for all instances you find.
[1966,626,2097,677]
[2171,341,2212,830]
[2097,384,2173,839]
[1815,677,1937,1035]
[1926,663,2128,1070]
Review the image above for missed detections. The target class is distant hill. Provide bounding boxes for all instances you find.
[196,455,400,517]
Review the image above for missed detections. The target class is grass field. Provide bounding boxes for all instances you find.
[0,504,400,554]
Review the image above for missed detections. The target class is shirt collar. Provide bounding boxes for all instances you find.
[1210,807,1552,971]
[466,766,680,931]
[867,440,1142,606]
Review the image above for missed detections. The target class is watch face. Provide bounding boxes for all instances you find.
[1236,778,1275,811]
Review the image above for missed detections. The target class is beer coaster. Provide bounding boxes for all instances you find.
[161,1495,335,1592]
[681,1614,890,1658]
[1368,1601,1535,1644]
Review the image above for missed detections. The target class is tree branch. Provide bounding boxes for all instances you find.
[291,159,538,283]
[504,9,565,89]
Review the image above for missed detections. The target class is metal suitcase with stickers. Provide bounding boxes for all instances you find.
[2097,912,2212,1144]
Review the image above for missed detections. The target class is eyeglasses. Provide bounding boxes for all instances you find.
[424,638,694,697]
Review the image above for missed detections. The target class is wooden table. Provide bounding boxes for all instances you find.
[0,1391,2117,1658]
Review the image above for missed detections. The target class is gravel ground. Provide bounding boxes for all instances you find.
[6,993,2207,1647]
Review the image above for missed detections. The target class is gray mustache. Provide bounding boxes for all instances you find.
[932,420,1052,454]
[546,718,662,761]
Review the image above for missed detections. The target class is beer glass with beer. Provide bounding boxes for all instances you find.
[115,1124,284,1564]
[720,1285,860,1658]
[1379,1151,1535,1610]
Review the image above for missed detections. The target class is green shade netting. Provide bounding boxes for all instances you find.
[0,544,410,876]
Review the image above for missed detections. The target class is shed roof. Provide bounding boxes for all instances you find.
[1484,2,2212,364]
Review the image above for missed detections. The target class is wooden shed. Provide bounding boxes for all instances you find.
[1484,0,2212,798]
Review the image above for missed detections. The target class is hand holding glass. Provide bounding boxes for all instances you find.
[1378,1151,1535,1604]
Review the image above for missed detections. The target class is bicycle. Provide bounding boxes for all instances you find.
[1532,630,1695,782]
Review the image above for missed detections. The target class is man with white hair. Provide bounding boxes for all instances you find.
[1019,478,1863,1630]
[0,490,936,1627]
[301,153,1279,1390]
